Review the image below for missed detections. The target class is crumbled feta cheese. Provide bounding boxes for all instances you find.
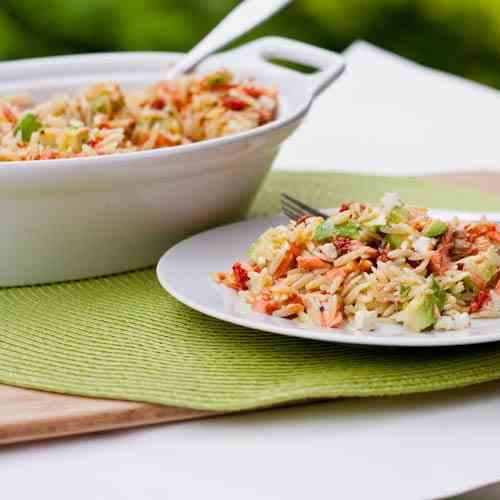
[453,312,471,330]
[490,291,500,311]
[435,316,454,331]
[413,236,436,255]
[259,95,276,111]
[435,313,470,331]
[248,268,272,294]
[352,310,377,331]
[381,192,402,214]
[319,243,337,260]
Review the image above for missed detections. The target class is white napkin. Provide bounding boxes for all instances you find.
[274,40,500,176]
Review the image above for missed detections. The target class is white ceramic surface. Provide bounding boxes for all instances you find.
[157,209,500,347]
[0,37,344,286]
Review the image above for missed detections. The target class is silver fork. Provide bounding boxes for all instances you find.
[280,193,329,221]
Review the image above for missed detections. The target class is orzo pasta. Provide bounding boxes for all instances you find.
[215,193,500,333]
[0,69,277,161]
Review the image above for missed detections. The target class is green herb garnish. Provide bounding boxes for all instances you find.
[14,113,42,142]
[383,233,407,249]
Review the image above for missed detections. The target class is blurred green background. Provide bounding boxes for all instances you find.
[1,0,500,88]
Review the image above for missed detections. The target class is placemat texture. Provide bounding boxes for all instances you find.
[2,171,500,412]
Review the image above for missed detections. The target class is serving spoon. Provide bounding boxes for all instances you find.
[165,0,292,79]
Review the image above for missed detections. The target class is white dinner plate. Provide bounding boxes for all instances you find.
[157,209,500,347]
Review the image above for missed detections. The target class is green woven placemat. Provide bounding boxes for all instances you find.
[2,171,500,411]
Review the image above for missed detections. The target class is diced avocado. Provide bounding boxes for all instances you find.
[335,221,360,239]
[247,241,257,259]
[462,247,500,284]
[364,213,386,229]
[463,276,477,294]
[91,94,112,114]
[314,220,360,241]
[424,219,448,238]
[384,233,406,249]
[387,207,408,225]
[14,113,42,142]
[403,277,445,332]
[404,293,436,332]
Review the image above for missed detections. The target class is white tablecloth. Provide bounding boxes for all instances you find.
[3,382,500,499]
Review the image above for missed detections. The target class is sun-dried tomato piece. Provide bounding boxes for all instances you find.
[151,97,166,110]
[232,262,249,290]
[469,290,490,314]
[333,237,353,255]
[339,203,350,212]
[222,95,248,111]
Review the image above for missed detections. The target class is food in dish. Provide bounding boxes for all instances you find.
[215,194,500,333]
[0,69,277,161]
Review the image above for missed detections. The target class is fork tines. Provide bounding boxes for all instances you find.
[280,193,328,221]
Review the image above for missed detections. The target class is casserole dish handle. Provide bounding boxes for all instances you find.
[237,36,345,97]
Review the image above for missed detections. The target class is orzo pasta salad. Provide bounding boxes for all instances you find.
[215,194,500,333]
[0,69,277,161]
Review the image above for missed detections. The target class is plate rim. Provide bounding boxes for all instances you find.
[157,208,500,347]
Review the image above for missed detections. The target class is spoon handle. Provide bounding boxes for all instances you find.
[165,0,292,79]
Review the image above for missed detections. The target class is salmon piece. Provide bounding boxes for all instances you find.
[285,293,303,306]
[359,259,373,272]
[242,86,265,98]
[2,105,17,123]
[273,243,302,279]
[488,231,500,244]
[325,268,348,282]
[469,272,487,290]
[297,256,330,272]
[466,223,497,243]
[252,299,279,315]
[323,295,343,328]
[429,227,454,276]
[325,311,344,328]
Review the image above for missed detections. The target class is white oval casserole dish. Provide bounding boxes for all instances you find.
[0,37,344,287]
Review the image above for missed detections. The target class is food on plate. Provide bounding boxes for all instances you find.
[0,69,277,161]
[215,193,500,333]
